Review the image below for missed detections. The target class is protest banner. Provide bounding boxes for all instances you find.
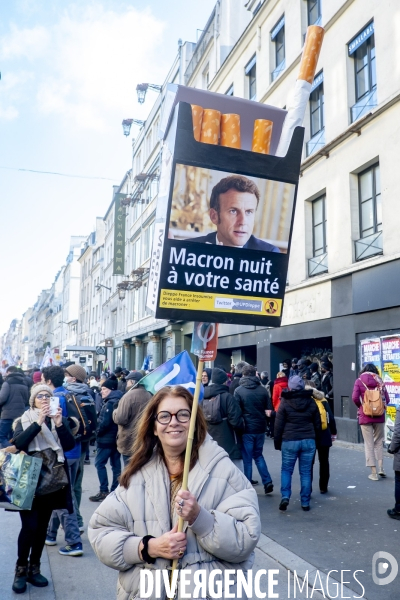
[385,404,398,446]
[146,89,303,327]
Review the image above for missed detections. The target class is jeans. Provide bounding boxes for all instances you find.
[241,433,272,485]
[95,446,121,493]
[74,441,90,527]
[0,418,13,448]
[395,471,400,513]
[47,458,82,545]
[281,439,316,506]
[18,504,54,566]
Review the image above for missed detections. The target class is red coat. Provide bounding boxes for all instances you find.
[352,372,390,424]
[272,377,288,411]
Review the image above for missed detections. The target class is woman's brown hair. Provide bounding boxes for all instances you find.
[120,385,207,488]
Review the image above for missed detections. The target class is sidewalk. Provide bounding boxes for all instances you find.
[1,442,397,599]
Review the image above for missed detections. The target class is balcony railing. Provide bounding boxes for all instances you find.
[306,128,326,157]
[355,230,383,261]
[351,87,377,123]
[271,59,286,82]
[308,252,328,277]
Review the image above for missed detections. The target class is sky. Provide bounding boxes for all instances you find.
[0,0,216,334]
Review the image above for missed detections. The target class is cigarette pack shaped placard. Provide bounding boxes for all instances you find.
[146,85,304,327]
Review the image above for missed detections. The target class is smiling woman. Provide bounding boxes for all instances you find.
[88,385,261,600]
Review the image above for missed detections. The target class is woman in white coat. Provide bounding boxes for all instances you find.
[88,385,260,600]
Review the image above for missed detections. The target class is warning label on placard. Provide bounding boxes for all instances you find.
[160,290,282,316]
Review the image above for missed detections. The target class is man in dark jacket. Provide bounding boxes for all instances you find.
[229,361,248,396]
[274,376,322,511]
[203,368,244,471]
[234,365,273,494]
[321,360,334,413]
[113,371,152,466]
[0,367,29,447]
[90,375,122,502]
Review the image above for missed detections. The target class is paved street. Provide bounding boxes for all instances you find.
[1,442,399,600]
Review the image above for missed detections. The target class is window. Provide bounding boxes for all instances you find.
[307,0,321,26]
[354,35,376,102]
[245,56,256,101]
[271,17,285,81]
[349,23,377,122]
[308,195,328,277]
[310,79,324,137]
[312,196,327,257]
[203,66,210,89]
[225,84,234,96]
[359,164,381,239]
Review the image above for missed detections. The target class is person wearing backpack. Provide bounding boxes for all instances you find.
[305,385,337,494]
[89,375,123,502]
[352,364,389,481]
[41,365,84,556]
[63,364,97,531]
[202,368,244,471]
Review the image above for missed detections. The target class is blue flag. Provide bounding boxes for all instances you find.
[139,351,203,400]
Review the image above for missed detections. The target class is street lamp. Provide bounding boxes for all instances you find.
[136,83,162,104]
[122,118,146,137]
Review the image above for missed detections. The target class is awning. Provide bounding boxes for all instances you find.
[64,346,97,352]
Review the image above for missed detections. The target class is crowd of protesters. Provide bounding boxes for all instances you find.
[0,352,399,596]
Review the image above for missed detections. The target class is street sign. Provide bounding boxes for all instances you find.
[96,346,106,355]
[105,338,114,347]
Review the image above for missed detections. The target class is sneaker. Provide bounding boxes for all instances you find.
[368,473,379,481]
[387,509,400,520]
[79,525,85,534]
[251,480,259,485]
[89,491,109,502]
[45,536,57,546]
[279,498,289,511]
[264,483,274,494]
[302,505,310,511]
[59,543,83,557]
[84,458,91,465]
[379,469,386,478]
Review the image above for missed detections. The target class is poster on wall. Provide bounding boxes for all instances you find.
[385,404,398,446]
[381,336,400,384]
[360,338,381,375]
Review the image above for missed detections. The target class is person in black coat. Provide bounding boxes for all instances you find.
[321,360,334,413]
[234,365,274,494]
[306,387,337,494]
[203,368,244,470]
[229,361,248,396]
[0,367,29,448]
[274,376,321,512]
[89,375,122,502]
[11,384,75,593]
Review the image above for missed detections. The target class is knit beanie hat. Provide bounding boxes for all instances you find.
[288,375,305,391]
[29,384,53,407]
[101,374,118,391]
[211,368,228,385]
[32,371,42,384]
[65,364,87,383]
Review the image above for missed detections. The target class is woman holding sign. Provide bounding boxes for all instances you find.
[88,385,260,600]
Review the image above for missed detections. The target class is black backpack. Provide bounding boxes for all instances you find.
[64,392,97,442]
[202,394,224,424]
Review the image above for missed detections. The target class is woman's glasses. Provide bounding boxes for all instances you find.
[36,394,51,400]
[155,409,191,425]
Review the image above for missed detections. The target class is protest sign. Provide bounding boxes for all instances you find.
[191,322,219,362]
[360,338,381,375]
[381,336,400,383]
[147,90,304,326]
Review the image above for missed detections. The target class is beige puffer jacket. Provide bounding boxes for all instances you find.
[88,436,260,600]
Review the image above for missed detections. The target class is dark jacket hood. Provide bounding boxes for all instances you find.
[105,390,123,403]
[280,389,314,411]
[7,372,28,386]
[204,383,230,399]
[238,376,261,390]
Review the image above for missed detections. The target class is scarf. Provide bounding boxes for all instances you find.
[20,408,65,463]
